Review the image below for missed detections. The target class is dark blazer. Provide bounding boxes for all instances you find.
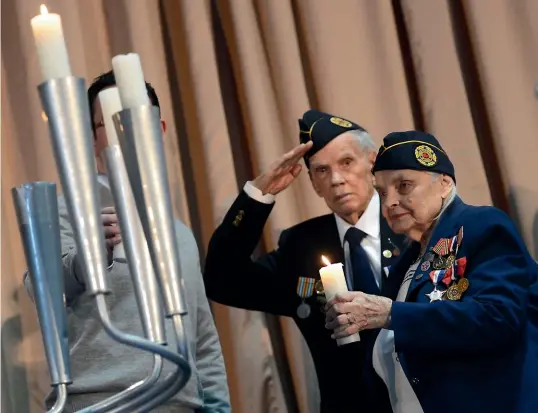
[204,190,405,413]
[369,196,538,413]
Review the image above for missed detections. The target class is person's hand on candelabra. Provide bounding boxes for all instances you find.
[101,207,121,263]
[324,292,393,339]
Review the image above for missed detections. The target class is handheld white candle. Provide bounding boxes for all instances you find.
[319,255,347,301]
[319,255,361,345]
[111,54,150,109]
[31,4,71,81]
[98,87,126,261]
[98,87,123,147]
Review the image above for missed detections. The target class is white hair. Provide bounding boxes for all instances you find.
[430,172,457,218]
[347,129,377,154]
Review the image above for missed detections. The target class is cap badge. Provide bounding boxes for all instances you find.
[330,117,352,128]
[415,145,437,167]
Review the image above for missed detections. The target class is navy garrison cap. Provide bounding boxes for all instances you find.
[372,131,455,182]
[299,109,367,168]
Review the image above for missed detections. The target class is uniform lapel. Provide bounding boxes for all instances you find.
[381,242,421,300]
[325,216,345,273]
[379,204,408,292]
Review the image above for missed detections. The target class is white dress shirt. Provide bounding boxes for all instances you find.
[243,182,383,286]
[333,192,382,288]
[372,261,424,413]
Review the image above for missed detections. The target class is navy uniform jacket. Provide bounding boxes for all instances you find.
[204,190,405,413]
[368,196,538,413]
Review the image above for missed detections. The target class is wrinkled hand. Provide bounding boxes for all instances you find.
[102,207,121,253]
[324,292,393,339]
[252,141,313,195]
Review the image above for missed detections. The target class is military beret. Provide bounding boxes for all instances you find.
[372,130,456,182]
[298,109,366,168]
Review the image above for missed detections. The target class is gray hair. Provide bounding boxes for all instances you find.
[347,129,377,154]
[430,172,457,218]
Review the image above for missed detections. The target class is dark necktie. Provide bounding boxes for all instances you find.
[344,227,380,296]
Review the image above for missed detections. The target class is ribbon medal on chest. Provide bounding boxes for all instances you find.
[296,277,316,319]
[426,226,468,302]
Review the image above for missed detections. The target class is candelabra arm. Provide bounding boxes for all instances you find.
[48,384,67,413]
[75,354,163,413]
[103,145,166,344]
[107,315,191,413]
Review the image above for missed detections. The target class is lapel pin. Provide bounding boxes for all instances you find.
[383,249,392,258]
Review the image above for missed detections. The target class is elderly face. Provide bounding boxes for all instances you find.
[309,132,375,224]
[374,169,453,241]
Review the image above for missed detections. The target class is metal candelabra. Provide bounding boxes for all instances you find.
[13,75,191,412]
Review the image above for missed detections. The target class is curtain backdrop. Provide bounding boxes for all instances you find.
[2,1,537,412]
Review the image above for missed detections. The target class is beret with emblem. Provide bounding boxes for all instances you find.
[298,109,367,168]
[372,130,456,182]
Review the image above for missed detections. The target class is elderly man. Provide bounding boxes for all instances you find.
[204,110,405,412]
[24,71,231,413]
[325,131,538,413]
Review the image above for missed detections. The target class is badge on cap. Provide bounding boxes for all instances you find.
[415,145,437,167]
[330,117,353,128]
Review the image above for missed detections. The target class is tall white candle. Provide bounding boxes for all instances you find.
[30,4,71,81]
[98,87,123,147]
[111,53,150,109]
[98,87,126,261]
[319,256,361,345]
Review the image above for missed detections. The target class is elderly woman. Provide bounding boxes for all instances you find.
[325,131,538,413]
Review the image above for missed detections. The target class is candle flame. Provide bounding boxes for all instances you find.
[40,4,48,15]
[321,255,331,266]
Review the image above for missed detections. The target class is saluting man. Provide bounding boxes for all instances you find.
[204,110,404,413]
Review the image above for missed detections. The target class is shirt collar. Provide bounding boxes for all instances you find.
[334,191,380,246]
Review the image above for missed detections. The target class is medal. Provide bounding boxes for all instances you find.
[296,302,311,319]
[446,284,461,300]
[296,277,316,319]
[457,278,469,293]
[421,261,431,271]
[433,256,446,270]
[426,270,446,302]
[426,288,445,302]
[445,255,455,268]
[315,279,324,295]
[383,249,392,258]
[432,238,451,256]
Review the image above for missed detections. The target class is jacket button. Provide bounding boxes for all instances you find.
[411,377,420,385]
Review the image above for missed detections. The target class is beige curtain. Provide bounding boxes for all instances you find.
[2,1,537,412]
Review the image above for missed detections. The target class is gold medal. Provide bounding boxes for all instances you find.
[383,249,393,258]
[446,284,461,300]
[445,255,455,268]
[433,256,446,270]
[315,279,324,295]
[457,278,469,293]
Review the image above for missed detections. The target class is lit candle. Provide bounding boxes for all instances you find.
[111,53,150,109]
[319,255,348,301]
[98,87,123,147]
[319,256,361,345]
[30,4,71,81]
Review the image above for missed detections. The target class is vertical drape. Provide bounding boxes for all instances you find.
[2,1,537,412]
